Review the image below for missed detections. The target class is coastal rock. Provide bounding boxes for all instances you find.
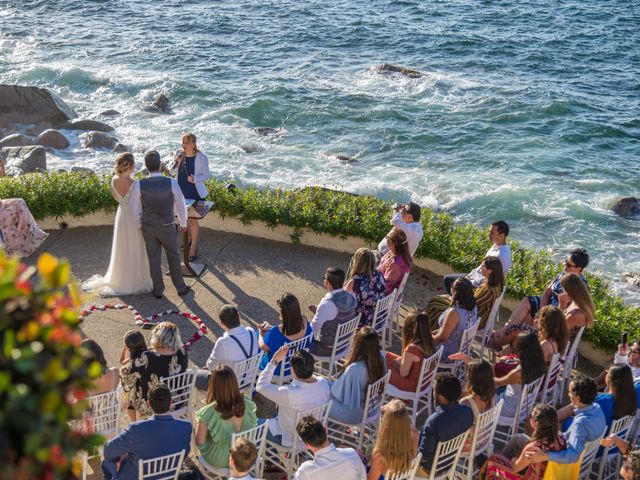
[622,272,640,288]
[112,143,128,153]
[64,119,115,132]
[252,126,279,136]
[99,109,121,117]
[0,84,77,126]
[143,93,171,114]
[374,64,425,78]
[0,133,34,148]
[612,197,640,217]
[81,131,118,150]
[334,154,357,164]
[37,129,70,149]
[70,166,96,175]
[1,146,46,175]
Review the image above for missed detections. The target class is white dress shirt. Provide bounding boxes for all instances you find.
[205,326,259,370]
[230,475,253,480]
[129,173,188,229]
[377,211,423,257]
[310,289,342,335]
[255,362,330,447]
[468,243,512,287]
[294,443,366,480]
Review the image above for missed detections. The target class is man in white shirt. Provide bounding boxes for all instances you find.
[196,304,259,390]
[443,220,511,294]
[293,416,366,480]
[378,201,423,257]
[256,346,330,447]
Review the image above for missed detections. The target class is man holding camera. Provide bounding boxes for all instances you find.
[377,201,423,258]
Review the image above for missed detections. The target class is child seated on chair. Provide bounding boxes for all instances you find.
[229,437,258,480]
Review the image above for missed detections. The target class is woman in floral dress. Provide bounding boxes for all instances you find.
[345,248,387,327]
[0,197,48,257]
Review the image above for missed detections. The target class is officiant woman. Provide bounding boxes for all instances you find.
[169,132,211,261]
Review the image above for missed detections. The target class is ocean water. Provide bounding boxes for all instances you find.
[0,0,639,302]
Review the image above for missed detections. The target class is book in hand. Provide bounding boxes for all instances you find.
[187,200,215,219]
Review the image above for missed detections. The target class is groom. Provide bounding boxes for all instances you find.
[134,150,191,298]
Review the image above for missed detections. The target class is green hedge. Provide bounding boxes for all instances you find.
[1,172,637,351]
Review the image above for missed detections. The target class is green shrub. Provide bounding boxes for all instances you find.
[0,172,637,351]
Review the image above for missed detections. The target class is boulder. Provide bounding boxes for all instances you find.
[112,143,128,153]
[334,154,357,164]
[37,129,70,149]
[64,119,115,132]
[1,146,46,175]
[81,131,118,150]
[0,84,77,125]
[612,197,640,217]
[252,126,279,136]
[0,133,34,148]
[374,64,425,78]
[143,93,171,114]
[70,166,96,175]
[99,109,121,117]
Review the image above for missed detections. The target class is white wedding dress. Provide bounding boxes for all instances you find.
[82,179,153,296]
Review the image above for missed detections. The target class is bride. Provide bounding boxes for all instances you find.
[83,153,152,296]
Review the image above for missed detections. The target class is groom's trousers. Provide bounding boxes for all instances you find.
[141,224,186,295]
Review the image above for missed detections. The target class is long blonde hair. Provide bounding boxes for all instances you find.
[181,132,200,153]
[560,273,595,327]
[346,248,376,282]
[114,152,134,175]
[373,399,414,474]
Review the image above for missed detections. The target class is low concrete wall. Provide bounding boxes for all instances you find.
[40,211,609,368]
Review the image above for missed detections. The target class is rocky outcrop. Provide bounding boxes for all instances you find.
[143,93,171,114]
[64,119,114,132]
[1,146,46,175]
[374,64,425,78]
[252,127,279,136]
[99,109,121,117]
[0,84,77,125]
[0,133,33,148]
[70,166,96,175]
[612,197,640,217]
[81,131,117,150]
[37,129,70,149]
[112,143,128,153]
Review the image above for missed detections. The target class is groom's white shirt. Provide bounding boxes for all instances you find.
[129,173,189,229]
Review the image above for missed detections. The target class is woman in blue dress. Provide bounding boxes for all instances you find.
[258,293,312,375]
[169,132,210,261]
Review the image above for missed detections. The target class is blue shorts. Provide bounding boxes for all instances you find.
[527,296,541,318]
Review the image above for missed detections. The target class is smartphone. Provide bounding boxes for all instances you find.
[622,332,629,347]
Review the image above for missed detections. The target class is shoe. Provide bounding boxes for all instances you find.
[177,286,191,296]
[153,291,163,299]
[189,254,197,262]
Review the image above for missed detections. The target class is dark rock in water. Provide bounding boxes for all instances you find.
[335,154,357,164]
[81,131,118,150]
[100,109,121,117]
[70,166,96,175]
[112,143,128,153]
[37,129,70,149]
[0,84,77,126]
[1,146,46,175]
[612,197,640,217]
[239,144,261,153]
[0,133,34,148]
[251,127,279,136]
[64,119,115,133]
[143,93,171,114]
[374,64,425,79]
[225,183,237,193]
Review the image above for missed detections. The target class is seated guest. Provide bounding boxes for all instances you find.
[367,399,419,480]
[596,338,640,386]
[377,201,423,258]
[329,327,386,423]
[344,248,387,327]
[81,339,120,396]
[489,273,594,351]
[119,330,147,366]
[502,248,589,327]
[484,404,567,480]
[459,360,496,454]
[256,347,330,447]
[102,383,192,480]
[195,365,257,469]
[525,377,607,465]
[121,321,188,420]
[229,437,258,480]
[600,437,640,480]
[206,305,259,370]
[0,197,48,257]
[426,256,504,330]
[537,306,569,364]
[432,277,478,360]
[378,229,412,295]
[293,416,366,480]
[418,373,474,474]
[259,293,312,373]
[443,221,511,294]
[385,310,435,392]
[308,267,357,356]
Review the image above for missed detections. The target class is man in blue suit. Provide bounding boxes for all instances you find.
[102,383,192,479]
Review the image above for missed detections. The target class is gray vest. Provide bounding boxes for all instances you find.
[317,290,357,348]
[140,176,174,226]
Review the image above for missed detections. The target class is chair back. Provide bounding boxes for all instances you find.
[372,290,397,339]
[471,399,504,458]
[386,452,422,480]
[539,352,562,405]
[273,333,314,384]
[231,420,270,478]
[476,287,505,358]
[331,314,361,359]
[517,376,544,427]
[578,427,606,479]
[417,346,444,396]
[77,389,121,437]
[292,401,333,451]
[391,272,410,318]
[160,369,197,419]
[138,449,185,480]
[559,326,585,397]
[454,316,480,379]
[234,351,265,394]
[362,371,391,424]
[429,430,469,480]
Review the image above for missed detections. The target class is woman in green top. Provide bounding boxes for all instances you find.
[195,365,258,468]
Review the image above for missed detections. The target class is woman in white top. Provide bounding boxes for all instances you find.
[169,132,210,261]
